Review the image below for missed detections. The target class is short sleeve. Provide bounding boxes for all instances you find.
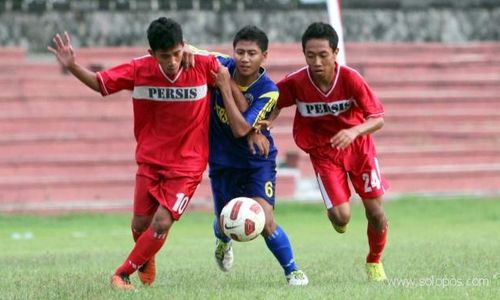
[242,88,278,127]
[96,61,135,96]
[206,55,220,87]
[216,55,234,68]
[351,73,384,118]
[276,76,296,109]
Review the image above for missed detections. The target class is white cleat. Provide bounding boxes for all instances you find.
[286,270,309,286]
[214,239,233,272]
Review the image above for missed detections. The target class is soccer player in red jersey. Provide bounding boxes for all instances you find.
[268,22,389,281]
[48,17,224,289]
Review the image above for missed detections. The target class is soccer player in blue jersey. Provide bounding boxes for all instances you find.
[208,26,308,286]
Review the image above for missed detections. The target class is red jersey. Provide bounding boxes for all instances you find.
[277,64,383,153]
[97,53,219,172]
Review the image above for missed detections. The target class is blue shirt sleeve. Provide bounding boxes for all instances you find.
[215,55,235,69]
[242,82,278,127]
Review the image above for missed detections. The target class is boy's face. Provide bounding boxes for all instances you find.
[233,40,267,78]
[150,43,184,77]
[303,38,338,80]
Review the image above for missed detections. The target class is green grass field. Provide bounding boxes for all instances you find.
[1,197,499,299]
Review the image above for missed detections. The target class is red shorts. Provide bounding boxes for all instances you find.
[309,136,388,208]
[134,164,203,220]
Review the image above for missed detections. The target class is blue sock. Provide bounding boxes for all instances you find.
[213,218,231,243]
[264,226,298,275]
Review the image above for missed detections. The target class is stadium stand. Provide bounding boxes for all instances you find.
[0,42,499,212]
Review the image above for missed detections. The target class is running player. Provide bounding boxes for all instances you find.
[207,26,308,285]
[268,22,389,281]
[48,17,225,289]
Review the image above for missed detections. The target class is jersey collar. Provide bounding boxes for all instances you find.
[158,64,183,83]
[233,66,266,92]
[307,62,340,97]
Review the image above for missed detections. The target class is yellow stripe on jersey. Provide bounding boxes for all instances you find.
[252,91,279,128]
[189,45,230,59]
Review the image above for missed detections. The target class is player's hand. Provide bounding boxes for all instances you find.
[182,44,195,69]
[47,32,76,68]
[211,64,231,89]
[330,128,359,149]
[255,119,273,133]
[247,130,270,158]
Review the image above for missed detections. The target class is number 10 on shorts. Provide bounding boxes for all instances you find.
[173,193,190,214]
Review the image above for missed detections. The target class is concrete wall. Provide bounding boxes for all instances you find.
[1,0,499,52]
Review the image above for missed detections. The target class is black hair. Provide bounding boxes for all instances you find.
[301,22,339,52]
[147,17,183,51]
[233,25,269,52]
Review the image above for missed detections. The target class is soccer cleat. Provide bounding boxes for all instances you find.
[333,224,347,234]
[366,262,387,282]
[214,239,233,272]
[111,272,135,290]
[138,255,156,285]
[286,270,309,286]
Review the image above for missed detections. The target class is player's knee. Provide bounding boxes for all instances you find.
[329,215,349,227]
[366,210,387,231]
[327,207,350,226]
[261,215,277,237]
[151,218,173,234]
[151,212,174,234]
[132,216,152,233]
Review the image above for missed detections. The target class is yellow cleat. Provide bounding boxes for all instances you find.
[366,262,387,282]
[333,224,347,234]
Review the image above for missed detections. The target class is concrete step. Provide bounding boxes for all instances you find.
[0,118,133,134]
[270,126,500,145]
[272,110,500,127]
[276,141,500,174]
[0,171,297,213]
[377,88,499,102]
[296,164,500,197]
[0,163,136,177]
[0,139,135,157]
[385,167,500,195]
[0,97,130,118]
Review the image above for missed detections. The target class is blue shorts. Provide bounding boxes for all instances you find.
[209,162,277,216]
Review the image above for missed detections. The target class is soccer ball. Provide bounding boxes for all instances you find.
[220,197,266,242]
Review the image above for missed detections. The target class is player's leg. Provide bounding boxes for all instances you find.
[362,196,388,281]
[132,215,157,285]
[112,206,173,290]
[111,174,158,289]
[247,164,308,285]
[348,141,389,281]
[209,167,238,271]
[131,175,158,285]
[111,171,201,289]
[311,154,352,233]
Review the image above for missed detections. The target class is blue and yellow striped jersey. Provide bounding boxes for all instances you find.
[209,55,278,168]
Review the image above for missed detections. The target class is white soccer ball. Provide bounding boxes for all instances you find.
[220,197,266,242]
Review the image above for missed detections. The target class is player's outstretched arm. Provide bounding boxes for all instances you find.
[330,116,384,149]
[213,66,252,137]
[48,32,100,92]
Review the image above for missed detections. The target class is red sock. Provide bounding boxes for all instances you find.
[366,223,388,263]
[114,227,167,276]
